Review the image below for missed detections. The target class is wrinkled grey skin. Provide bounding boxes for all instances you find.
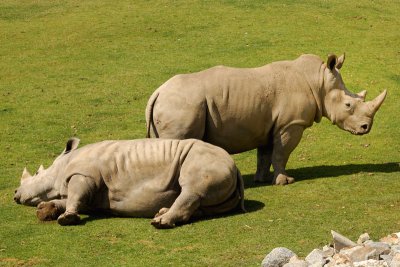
[14,138,244,228]
[146,53,387,185]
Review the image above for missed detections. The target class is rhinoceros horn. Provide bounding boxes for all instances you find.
[367,90,387,115]
[37,165,45,173]
[21,167,31,180]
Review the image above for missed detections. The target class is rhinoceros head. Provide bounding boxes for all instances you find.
[14,138,80,206]
[323,54,387,135]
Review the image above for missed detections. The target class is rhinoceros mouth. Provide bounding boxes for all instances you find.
[346,128,366,136]
[21,196,42,206]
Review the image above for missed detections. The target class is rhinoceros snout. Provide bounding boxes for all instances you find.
[354,123,370,135]
[360,124,368,130]
[14,194,21,204]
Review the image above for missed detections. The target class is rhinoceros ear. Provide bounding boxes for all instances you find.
[327,54,337,71]
[335,53,345,69]
[64,138,80,154]
[357,90,367,101]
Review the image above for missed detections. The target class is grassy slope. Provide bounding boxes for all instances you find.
[0,0,399,266]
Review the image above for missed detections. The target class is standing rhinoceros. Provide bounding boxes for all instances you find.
[14,138,244,228]
[145,53,387,185]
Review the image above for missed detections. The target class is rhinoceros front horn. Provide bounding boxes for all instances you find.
[367,90,387,115]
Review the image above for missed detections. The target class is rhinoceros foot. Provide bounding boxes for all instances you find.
[36,202,63,221]
[254,172,274,183]
[274,174,295,185]
[57,212,81,226]
[151,208,176,229]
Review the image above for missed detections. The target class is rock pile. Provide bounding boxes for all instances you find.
[261,231,400,267]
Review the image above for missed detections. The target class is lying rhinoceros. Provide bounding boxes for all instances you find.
[145,53,387,185]
[14,138,244,228]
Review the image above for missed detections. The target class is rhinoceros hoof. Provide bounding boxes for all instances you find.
[151,215,175,229]
[36,202,62,221]
[274,174,295,185]
[154,207,170,217]
[57,212,81,226]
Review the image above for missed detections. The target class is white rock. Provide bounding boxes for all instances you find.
[323,245,335,258]
[358,233,371,244]
[306,248,326,266]
[365,242,391,256]
[261,247,296,267]
[340,245,378,262]
[331,230,357,251]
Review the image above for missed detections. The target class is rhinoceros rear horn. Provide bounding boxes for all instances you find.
[367,90,387,115]
[21,167,31,181]
[37,165,45,173]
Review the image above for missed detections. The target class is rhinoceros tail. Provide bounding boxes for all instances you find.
[145,90,160,138]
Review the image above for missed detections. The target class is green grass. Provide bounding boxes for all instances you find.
[1,0,399,266]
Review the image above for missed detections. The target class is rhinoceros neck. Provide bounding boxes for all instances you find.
[293,55,324,123]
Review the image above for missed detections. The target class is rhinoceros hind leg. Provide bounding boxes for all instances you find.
[57,212,81,226]
[273,174,295,185]
[37,201,64,221]
[254,144,273,183]
[151,190,201,229]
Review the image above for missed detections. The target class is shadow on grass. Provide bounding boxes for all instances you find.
[243,162,400,188]
[79,199,265,227]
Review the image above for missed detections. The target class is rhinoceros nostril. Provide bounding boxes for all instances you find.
[361,124,368,130]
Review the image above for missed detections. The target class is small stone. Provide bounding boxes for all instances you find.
[380,234,400,245]
[333,253,352,265]
[353,259,388,267]
[390,245,400,256]
[261,247,296,267]
[380,254,392,265]
[322,245,335,258]
[390,253,400,267]
[358,233,371,244]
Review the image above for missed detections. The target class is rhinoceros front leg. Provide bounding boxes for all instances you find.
[57,174,97,226]
[254,144,273,183]
[37,199,66,221]
[151,190,201,229]
[271,125,304,185]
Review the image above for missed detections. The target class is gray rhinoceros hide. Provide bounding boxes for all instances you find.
[14,138,244,228]
[145,53,387,185]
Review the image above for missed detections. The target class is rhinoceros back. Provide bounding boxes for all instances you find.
[63,139,197,216]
